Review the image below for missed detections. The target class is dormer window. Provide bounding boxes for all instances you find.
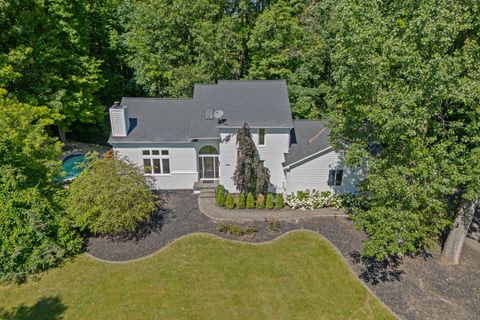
[258,128,265,146]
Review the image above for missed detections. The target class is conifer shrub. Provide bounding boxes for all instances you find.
[256,194,265,209]
[236,192,246,209]
[266,193,275,209]
[215,184,226,207]
[225,193,235,209]
[275,194,284,209]
[246,192,255,209]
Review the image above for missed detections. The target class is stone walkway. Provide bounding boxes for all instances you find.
[87,191,480,320]
[198,196,347,221]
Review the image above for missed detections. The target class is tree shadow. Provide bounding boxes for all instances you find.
[350,251,404,285]
[0,296,66,320]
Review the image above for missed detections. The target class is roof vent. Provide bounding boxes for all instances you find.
[205,109,213,120]
[213,109,224,119]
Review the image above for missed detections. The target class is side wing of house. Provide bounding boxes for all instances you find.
[284,148,365,195]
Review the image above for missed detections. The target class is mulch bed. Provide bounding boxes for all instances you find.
[86,191,480,320]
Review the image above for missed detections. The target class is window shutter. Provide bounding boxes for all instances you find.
[335,170,343,186]
[328,170,335,186]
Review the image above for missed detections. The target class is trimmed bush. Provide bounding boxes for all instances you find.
[266,193,275,209]
[256,194,265,209]
[215,184,226,207]
[246,192,255,209]
[225,193,235,209]
[236,192,246,209]
[275,194,284,209]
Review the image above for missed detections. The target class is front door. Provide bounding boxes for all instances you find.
[199,156,219,180]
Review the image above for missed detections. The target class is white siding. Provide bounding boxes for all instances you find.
[219,128,290,193]
[285,149,365,195]
[113,140,219,189]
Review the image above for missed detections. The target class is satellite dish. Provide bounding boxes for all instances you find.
[213,110,224,119]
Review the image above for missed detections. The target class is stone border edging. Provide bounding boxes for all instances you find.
[84,230,399,320]
[198,196,348,222]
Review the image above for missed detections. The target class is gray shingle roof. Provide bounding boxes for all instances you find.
[109,80,293,143]
[283,120,333,167]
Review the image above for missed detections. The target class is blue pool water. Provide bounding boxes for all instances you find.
[62,154,87,180]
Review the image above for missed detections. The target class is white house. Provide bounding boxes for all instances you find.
[108,80,362,194]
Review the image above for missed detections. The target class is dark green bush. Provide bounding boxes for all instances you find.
[225,193,235,209]
[275,194,284,209]
[265,193,275,209]
[236,192,246,209]
[256,194,265,209]
[215,184,226,207]
[246,192,255,209]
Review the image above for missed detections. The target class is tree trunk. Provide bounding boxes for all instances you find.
[58,125,67,144]
[440,197,478,265]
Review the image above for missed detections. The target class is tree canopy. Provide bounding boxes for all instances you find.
[0,91,82,283]
[322,0,480,260]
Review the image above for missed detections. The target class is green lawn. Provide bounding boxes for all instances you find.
[0,231,396,320]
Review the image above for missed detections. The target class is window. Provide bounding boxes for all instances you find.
[258,128,265,146]
[142,149,170,174]
[328,169,343,186]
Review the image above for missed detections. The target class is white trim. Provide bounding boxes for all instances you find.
[283,146,334,169]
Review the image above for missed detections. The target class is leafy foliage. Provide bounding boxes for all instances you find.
[215,184,227,207]
[66,155,156,236]
[236,192,246,209]
[256,194,265,209]
[246,192,255,209]
[322,0,480,259]
[233,124,270,194]
[225,193,235,209]
[0,92,82,283]
[217,223,256,236]
[275,194,285,209]
[265,193,275,209]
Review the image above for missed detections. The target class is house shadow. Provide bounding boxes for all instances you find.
[350,251,404,285]
[0,296,66,320]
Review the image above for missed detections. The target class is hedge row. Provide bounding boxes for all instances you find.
[215,185,284,210]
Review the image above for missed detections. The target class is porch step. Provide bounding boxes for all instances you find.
[199,190,215,199]
[193,180,218,191]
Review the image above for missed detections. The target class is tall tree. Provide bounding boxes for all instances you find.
[120,0,244,97]
[0,0,104,142]
[0,90,82,283]
[322,0,480,261]
[233,124,270,194]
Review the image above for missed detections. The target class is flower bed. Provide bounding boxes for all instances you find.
[285,190,345,210]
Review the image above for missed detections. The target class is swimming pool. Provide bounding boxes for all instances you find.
[62,153,87,180]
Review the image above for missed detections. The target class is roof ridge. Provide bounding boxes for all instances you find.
[217,79,286,83]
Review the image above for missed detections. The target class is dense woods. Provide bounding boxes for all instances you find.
[0,0,479,280]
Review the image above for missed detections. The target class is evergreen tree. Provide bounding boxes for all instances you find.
[233,124,270,194]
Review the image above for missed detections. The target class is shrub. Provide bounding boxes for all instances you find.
[285,189,333,210]
[246,192,255,209]
[275,194,284,209]
[66,156,156,236]
[265,193,275,209]
[217,223,256,236]
[215,184,226,207]
[225,193,235,209]
[267,219,281,232]
[236,192,246,209]
[256,194,265,209]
